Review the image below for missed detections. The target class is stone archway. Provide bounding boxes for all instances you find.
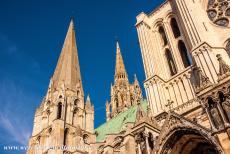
[160,128,220,154]
[155,112,223,154]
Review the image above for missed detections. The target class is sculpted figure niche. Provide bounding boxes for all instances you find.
[221,94,230,122]
[209,99,224,130]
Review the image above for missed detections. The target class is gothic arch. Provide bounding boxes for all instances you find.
[152,19,164,29]
[159,128,221,154]
[165,12,176,21]
[155,112,223,154]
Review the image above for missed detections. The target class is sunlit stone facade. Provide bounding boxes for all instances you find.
[136,0,230,153]
[27,0,230,153]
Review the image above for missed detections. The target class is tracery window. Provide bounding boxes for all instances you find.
[178,40,192,68]
[165,49,177,76]
[207,0,230,27]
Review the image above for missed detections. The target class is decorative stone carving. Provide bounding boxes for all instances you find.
[207,0,230,27]
[192,66,212,92]
[113,136,124,148]
[210,105,224,130]
[222,99,230,121]
[75,125,82,136]
[217,54,230,80]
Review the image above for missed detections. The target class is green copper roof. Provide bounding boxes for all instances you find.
[95,100,148,142]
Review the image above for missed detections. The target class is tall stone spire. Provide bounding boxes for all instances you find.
[52,19,83,92]
[115,41,128,82]
[27,19,94,154]
[107,41,142,120]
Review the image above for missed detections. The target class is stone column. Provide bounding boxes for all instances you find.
[144,133,151,154]
[137,142,142,154]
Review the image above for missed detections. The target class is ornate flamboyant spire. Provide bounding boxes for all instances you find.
[52,19,83,93]
[115,41,128,82]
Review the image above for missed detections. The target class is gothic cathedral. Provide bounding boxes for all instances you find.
[28,0,230,154]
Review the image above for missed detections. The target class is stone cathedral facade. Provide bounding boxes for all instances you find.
[27,0,230,154]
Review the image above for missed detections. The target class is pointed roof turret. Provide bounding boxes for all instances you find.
[86,94,91,102]
[114,41,128,82]
[52,19,83,93]
[135,103,160,129]
[85,94,93,110]
[133,74,139,84]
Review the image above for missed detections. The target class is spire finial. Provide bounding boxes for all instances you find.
[116,40,120,51]
[134,74,137,80]
[86,94,91,102]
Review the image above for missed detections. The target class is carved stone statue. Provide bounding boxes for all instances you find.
[210,106,224,130]
[222,100,230,122]
[140,140,147,154]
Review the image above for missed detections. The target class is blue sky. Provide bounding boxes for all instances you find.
[0,0,163,153]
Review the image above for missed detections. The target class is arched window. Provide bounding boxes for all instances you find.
[37,136,41,144]
[178,40,191,68]
[57,102,62,119]
[165,49,177,76]
[73,108,78,126]
[74,99,79,106]
[83,134,89,144]
[170,18,181,38]
[114,97,119,108]
[48,127,52,134]
[63,128,69,146]
[158,26,168,46]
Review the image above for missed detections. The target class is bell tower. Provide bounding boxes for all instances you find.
[27,19,95,154]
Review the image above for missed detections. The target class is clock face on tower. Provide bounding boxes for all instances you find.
[207,0,230,27]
